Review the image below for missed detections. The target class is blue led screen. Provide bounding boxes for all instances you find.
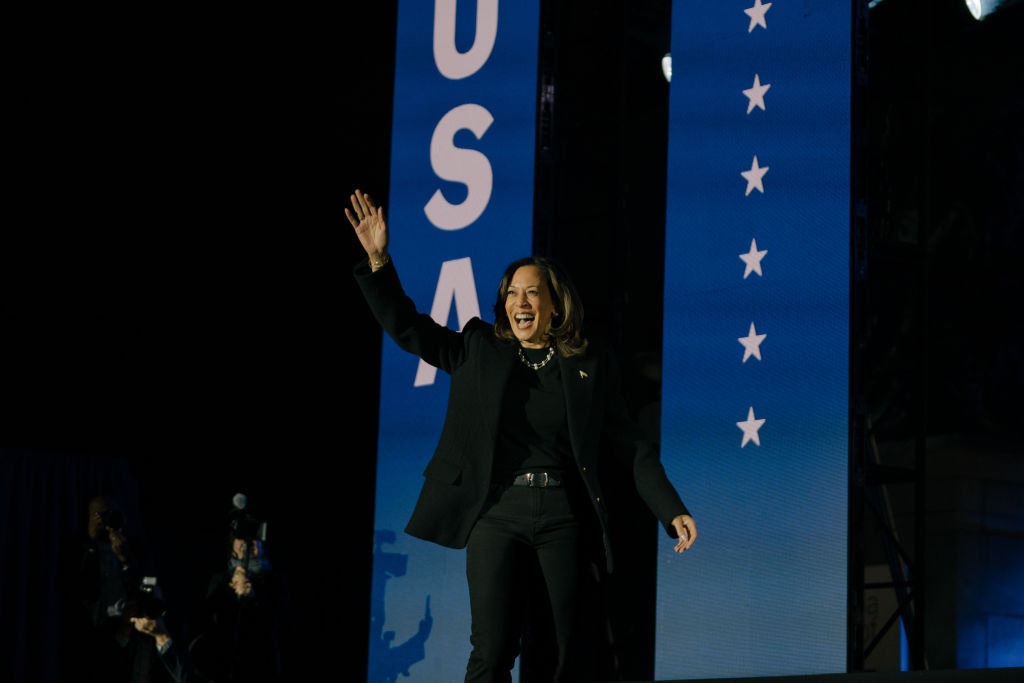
[657,1,850,678]
[366,2,539,681]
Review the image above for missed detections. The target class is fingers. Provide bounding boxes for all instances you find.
[131,617,154,634]
[348,190,370,219]
[349,192,364,221]
[347,190,381,227]
[356,189,375,218]
[681,519,697,551]
[671,515,697,553]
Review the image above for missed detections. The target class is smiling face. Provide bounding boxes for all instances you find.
[504,265,557,349]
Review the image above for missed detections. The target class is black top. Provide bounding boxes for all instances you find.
[492,346,573,480]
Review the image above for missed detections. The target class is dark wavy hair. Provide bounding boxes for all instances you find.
[492,256,588,358]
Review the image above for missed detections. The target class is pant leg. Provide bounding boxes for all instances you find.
[464,486,530,683]
[465,484,588,683]
[532,487,585,682]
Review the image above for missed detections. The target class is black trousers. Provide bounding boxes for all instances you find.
[464,483,587,683]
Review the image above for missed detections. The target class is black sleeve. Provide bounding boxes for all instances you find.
[353,258,473,374]
[600,347,691,537]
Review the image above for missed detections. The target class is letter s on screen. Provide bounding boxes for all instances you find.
[424,103,494,231]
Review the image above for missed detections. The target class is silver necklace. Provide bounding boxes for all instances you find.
[517,346,555,370]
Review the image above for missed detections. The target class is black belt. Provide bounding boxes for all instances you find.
[511,472,563,488]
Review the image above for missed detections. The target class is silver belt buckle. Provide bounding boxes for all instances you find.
[526,472,549,487]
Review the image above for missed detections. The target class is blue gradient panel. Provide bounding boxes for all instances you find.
[367,2,539,682]
[657,2,849,678]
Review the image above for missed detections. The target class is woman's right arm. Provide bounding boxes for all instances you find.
[347,189,469,373]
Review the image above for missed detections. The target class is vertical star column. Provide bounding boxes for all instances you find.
[737,0,772,450]
[658,0,850,678]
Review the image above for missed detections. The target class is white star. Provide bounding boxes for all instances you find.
[739,238,767,278]
[738,322,767,362]
[744,0,772,33]
[743,74,771,114]
[737,406,766,447]
[741,155,769,196]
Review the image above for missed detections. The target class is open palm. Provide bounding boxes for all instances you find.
[345,189,389,258]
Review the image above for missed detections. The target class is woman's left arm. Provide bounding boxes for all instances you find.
[600,348,697,552]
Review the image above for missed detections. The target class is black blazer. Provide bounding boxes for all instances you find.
[356,259,689,572]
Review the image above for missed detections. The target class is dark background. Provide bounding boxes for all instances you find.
[3,1,1022,681]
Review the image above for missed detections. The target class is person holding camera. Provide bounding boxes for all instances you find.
[81,496,134,620]
[69,495,189,683]
[190,498,284,683]
[117,581,191,683]
[67,496,139,681]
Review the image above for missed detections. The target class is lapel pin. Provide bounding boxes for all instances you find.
[579,370,588,379]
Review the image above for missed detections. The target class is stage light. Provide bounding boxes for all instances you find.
[965,0,1020,19]
[662,53,672,82]
[872,0,1019,18]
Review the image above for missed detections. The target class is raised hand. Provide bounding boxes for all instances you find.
[345,189,390,270]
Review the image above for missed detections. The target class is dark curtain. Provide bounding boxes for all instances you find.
[0,452,142,682]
